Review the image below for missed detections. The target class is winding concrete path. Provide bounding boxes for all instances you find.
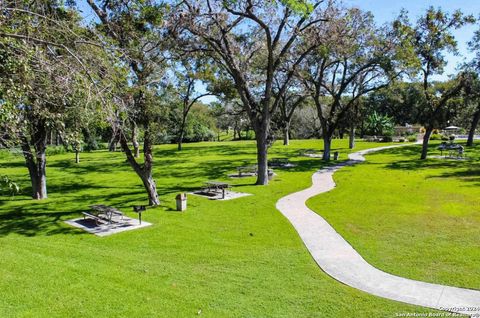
[276,145,480,316]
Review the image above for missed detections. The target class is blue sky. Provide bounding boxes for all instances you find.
[345,0,480,77]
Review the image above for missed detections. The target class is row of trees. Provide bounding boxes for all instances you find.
[1,0,480,204]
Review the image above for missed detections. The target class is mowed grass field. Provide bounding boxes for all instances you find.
[0,139,471,317]
[307,142,480,291]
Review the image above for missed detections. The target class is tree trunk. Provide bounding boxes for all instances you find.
[34,155,47,199]
[177,131,184,151]
[349,125,355,149]
[177,118,186,151]
[323,136,332,161]
[119,129,160,206]
[21,132,48,200]
[141,130,160,206]
[321,121,333,161]
[467,109,480,147]
[132,121,140,158]
[109,131,118,152]
[420,126,433,160]
[142,174,159,206]
[283,123,290,146]
[255,125,269,185]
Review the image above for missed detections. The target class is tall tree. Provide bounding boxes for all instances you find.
[393,7,474,159]
[300,8,397,160]
[465,23,480,146]
[176,0,331,184]
[461,73,480,147]
[0,0,112,199]
[86,0,169,205]
[274,78,306,145]
[169,57,216,151]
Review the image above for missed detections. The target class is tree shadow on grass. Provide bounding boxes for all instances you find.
[369,144,422,157]
[0,208,83,237]
[426,168,480,186]
[155,143,257,158]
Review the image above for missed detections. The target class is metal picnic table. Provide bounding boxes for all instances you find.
[86,204,124,224]
[236,165,257,177]
[204,181,231,199]
[437,143,464,158]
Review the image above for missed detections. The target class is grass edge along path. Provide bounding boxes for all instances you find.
[278,143,479,317]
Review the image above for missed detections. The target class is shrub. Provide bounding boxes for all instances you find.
[441,136,449,141]
[365,111,394,136]
[46,145,67,155]
[381,136,393,142]
[0,175,20,196]
[84,138,99,152]
[399,138,405,142]
[430,134,442,140]
[449,135,456,141]
[407,135,417,142]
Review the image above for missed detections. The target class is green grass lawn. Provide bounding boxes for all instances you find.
[307,141,480,291]
[0,139,455,317]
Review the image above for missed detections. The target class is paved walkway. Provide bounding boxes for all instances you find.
[276,145,480,316]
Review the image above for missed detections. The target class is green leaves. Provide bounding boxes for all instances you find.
[365,111,394,136]
[279,0,313,16]
[393,7,475,77]
[0,175,20,197]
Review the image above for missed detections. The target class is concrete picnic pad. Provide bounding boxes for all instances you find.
[65,216,151,237]
[276,144,480,316]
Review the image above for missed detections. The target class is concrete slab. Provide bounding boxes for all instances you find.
[190,190,252,200]
[65,216,151,237]
[276,144,480,317]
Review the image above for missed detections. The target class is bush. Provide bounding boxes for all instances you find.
[399,138,405,142]
[449,135,456,141]
[430,134,442,140]
[0,175,20,196]
[381,136,393,142]
[407,135,417,142]
[46,145,67,155]
[441,136,449,141]
[84,138,99,152]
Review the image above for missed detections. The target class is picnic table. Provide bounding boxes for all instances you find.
[437,143,464,158]
[268,158,289,167]
[83,204,124,225]
[204,181,231,199]
[299,149,317,156]
[236,165,257,177]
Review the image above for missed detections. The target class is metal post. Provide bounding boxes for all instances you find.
[139,212,142,225]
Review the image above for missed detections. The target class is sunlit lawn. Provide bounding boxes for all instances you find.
[308,141,480,290]
[0,139,455,317]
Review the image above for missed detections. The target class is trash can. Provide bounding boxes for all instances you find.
[333,151,339,160]
[268,168,275,180]
[176,193,187,211]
